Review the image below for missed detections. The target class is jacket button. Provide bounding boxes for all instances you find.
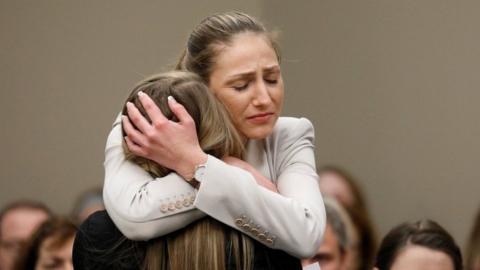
[242,223,251,231]
[183,198,191,207]
[266,238,274,245]
[175,201,183,209]
[258,234,267,241]
[235,218,244,226]
[168,203,176,211]
[160,204,168,213]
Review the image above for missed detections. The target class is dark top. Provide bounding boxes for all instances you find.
[73,211,302,270]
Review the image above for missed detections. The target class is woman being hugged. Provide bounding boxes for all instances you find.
[104,11,325,258]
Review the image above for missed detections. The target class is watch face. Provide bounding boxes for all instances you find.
[194,164,207,182]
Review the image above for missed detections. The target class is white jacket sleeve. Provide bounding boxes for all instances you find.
[193,117,326,258]
[104,115,325,258]
[103,115,206,240]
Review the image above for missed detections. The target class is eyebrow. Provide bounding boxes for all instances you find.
[226,65,281,82]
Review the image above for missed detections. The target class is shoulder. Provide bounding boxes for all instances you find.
[75,210,124,249]
[73,211,144,269]
[269,117,315,144]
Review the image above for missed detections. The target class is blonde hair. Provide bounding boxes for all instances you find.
[121,71,253,270]
[175,11,280,84]
[122,71,244,175]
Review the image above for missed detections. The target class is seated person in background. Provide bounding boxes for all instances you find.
[466,205,480,270]
[73,71,302,269]
[0,200,51,270]
[70,187,104,225]
[374,219,462,270]
[318,166,377,270]
[302,197,354,270]
[14,217,76,270]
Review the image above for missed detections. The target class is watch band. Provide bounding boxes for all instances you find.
[187,156,209,188]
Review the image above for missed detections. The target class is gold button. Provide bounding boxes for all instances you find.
[160,204,168,213]
[175,201,183,209]
[258,234,267,241]
[189,196,195,204]
[266,238,274,245]
[242,223,251,231]
[235,218,244,226]
[183,198,191,207]
[251,228,260,237]
[168,203,176,211]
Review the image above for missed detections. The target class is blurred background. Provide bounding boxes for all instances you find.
[1,0,478,251]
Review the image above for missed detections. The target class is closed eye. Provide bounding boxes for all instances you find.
[265,78,278,84]
[232,82,249,91]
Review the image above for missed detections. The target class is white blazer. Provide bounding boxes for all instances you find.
[103,116,326,258]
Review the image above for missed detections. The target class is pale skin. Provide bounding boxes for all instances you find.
[122,32,283,193]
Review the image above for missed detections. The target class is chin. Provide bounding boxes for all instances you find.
[244,126,274,140]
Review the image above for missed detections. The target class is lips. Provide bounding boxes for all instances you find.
[247,112,274,124]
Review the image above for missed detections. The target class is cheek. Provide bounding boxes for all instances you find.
[273,82,285,106]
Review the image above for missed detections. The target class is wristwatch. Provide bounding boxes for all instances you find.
[187,157,208,188]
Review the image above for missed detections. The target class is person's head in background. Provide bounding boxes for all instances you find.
[302,197,353,270]
[0,200,51,270]
[14,217,76,270]
[374,219,462,270]
[318,166,376,270]
[70,187,104,225]
[466,206,480,270]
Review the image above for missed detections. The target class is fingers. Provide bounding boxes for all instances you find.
[126,102,152,134]
[122,115,148,147]
[124,136,148,157]
[167,96,194,125]
[138,91,168,125]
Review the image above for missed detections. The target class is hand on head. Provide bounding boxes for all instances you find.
[123,92,207,180]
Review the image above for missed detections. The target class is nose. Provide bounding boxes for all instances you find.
[252,80,272,107]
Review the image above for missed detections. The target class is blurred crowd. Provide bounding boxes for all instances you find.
[0,168,478,270]
[0,188,104,270]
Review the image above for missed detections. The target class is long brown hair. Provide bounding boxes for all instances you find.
[122,71,253,270]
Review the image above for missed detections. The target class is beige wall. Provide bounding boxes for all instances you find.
[1,0,478,249]
[0,1,261,212]
[263,0,480,249]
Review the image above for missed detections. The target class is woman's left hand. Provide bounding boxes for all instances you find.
[223,156,279,193]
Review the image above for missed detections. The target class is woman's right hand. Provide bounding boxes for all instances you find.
[123,92,207,180]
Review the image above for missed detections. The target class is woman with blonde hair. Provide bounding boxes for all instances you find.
[74,71,302,269]
[75,10,325,268]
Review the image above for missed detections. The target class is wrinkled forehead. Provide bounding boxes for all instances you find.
[209,32,280,80]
